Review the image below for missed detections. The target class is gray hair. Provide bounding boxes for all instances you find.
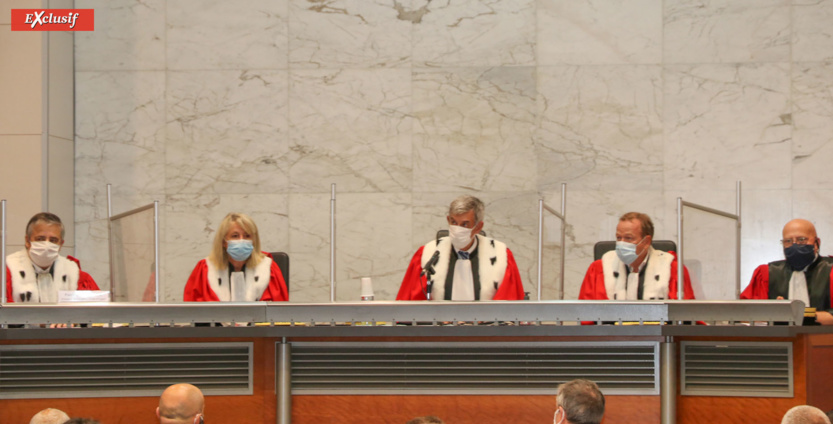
[25,212,65,240]
[406,416,444,424]
[29,408,70,424]
[556,379,605,424]
[448,195,485,223]
[781,405,831,424]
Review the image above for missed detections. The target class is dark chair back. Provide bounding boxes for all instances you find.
[593,240,677,261]
[269,252,289,289]
[436,229,487,243]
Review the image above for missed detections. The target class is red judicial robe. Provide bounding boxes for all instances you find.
[5,249,99,303]
[579,248,695,300]
[396,235,524,301]
[184,252,288,302]
[741,258,833,311]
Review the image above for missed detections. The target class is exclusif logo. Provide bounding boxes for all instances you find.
[10,9,94,31]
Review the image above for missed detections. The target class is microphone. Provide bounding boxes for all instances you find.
[420,250,441,300]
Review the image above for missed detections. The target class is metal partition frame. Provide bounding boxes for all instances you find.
[107,185,160,303]
[537,183,567,300]
[676,181,742,300]
[330,183,336,303]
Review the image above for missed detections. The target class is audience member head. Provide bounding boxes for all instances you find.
[24,212,66,269]
[209,212,264,270]
[157,383,205,424]
[615,212,654,268]
[29,408,70,424]
[446,195,485,251]
[781,219,821,271]
[62,419,101,424]
[406,416,445,424]
[781,405,831,424]
[554,379,605,424]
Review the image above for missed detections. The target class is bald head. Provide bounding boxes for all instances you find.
[30,408,70,424]
[783,219,821,252]
[157,383,204,424]
[781,405,831,424]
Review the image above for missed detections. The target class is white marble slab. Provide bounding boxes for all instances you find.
[75,0,166,71]
[538,0,662,65]
[166,70,289,194]
[413,0,535,67]
[413,67,537,192]
[664,0,790,63]
[792,62,833,189]
[538,65,663,192]
[166,0,288,70]
[288,0,412,68]
[664,64,791,191]
[288,69,412,193]
[793,0,833,62]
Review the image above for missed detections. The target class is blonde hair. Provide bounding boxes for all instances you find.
[208,213,264,270]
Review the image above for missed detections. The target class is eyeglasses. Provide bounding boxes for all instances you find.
[781,237,813,247]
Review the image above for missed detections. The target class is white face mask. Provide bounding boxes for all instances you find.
[448,225,474,250]
[28,241,61,269]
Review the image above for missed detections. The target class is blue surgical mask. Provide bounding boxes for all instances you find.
[615,239,643,266]
[227,239,254,261]
[784,243,816,271]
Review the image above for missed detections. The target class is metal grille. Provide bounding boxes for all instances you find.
[681,341,793,397]
[290,341,659,395]
[0,342,252,399]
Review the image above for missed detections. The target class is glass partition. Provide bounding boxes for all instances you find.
[680,205,739,300]
[109,202,158,302]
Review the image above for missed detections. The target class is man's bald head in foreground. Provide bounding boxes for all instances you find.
[157,383,204,424]
[781,405,831,424]
[30,408,70,424]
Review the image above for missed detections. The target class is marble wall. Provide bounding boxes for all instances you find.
[74,0,833,302]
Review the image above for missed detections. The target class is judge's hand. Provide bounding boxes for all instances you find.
[815,311,833,326]
[776,296,784,300]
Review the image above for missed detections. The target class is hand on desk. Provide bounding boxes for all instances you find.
[816,311,833,326]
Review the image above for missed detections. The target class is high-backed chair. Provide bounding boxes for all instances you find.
[593,240,678,261]
[269,252,289,290]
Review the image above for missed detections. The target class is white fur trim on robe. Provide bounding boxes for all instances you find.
[419,235,508,301]
[7,249,79,303]
[205,256,273,301]
[601,247,673,300]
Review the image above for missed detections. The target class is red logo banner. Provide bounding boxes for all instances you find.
[10,9,95,31]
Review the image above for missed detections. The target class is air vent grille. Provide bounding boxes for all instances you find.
[681,341,793,397]
[290,342,658,395]
[0,342,252,399]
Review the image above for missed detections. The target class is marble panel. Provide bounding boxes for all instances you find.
[793,0,833,63]
[664,0,790,64]
[74,0,166,71]
[288,0,412,68]
[48,31,74,141]
[166,70,289,194]
[0,0,41,25]
[162,193,289,302]
[0,135,43,246]
[413,0,535,67]
[413,67,536,192]
[288,69,412,193]
[792,62,833,189]
[48,136,75,246]
[166,0,288,70]
[287,193,335,303]
[793,190,833,256]
[664,64,791,191]
[538,0,662,65]
[538,65,663,192]
[75,71,166,219]
[0,30,42,135]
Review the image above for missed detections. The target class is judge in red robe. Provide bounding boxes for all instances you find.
[396,195,524,301]
[6,212,99,303]
[184,212,288,302]
[741,219,833,325]
[579,212,694,301]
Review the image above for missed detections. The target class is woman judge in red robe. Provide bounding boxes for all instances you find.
[184,212,288,302]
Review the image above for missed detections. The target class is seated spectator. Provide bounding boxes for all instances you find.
[62,419,101,424]
[781,405,831,424]
[406,417,444,424]
[184,212,288,302]
[29,408,70,424]
[157,383,205,424]
[554,379,605,424]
